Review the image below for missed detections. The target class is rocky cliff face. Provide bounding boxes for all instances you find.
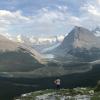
[58,26,100,52]
[52,26,100,61]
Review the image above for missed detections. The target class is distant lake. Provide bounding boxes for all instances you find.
[0,64,100,100]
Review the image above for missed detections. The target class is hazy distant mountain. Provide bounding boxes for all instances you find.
[11,34,64,53]
[52,26,100,61]
[30,35,64,53]
[92,27,100,37]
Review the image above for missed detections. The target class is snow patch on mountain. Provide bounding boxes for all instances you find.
[42,43,60,53]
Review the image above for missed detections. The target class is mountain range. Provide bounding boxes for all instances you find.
[0,26,100,78]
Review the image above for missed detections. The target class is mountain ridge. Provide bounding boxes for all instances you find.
[0,34,44,72]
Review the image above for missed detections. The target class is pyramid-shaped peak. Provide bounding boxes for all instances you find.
[61,26,97,48]
[69,26,95,37]
[73,26,90,32]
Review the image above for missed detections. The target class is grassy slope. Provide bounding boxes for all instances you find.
[16,88,99,100]
[16,88,100,100]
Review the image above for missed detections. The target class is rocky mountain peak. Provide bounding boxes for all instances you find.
[52,26,100,58]
[68,26,95,40]
[61,26,98,49]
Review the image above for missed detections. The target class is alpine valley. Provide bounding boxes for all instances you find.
[0,26,100,100]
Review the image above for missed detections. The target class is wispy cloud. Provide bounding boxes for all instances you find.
[0,6,82,36]
[79,0,100,29]
[0,0,100,37]
[0,10,30,35]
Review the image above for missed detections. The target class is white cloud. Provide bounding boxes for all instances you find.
[16,34,24,43]
[79,0,100,29]
[56,5,68,12]
[0,10,29,23]
[96,0,100,5]
[29,7,81,35]
[0,10,31,36]
[81,4,100,16]
[33,7,67,24]
[0,10,30,23]
[67,16,81,26]
[0,6,89,38]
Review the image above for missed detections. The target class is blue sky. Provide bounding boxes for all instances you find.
[0,0,100,37]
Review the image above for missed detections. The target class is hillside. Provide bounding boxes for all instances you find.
[0,34,44,73]
[0,35,19,51]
